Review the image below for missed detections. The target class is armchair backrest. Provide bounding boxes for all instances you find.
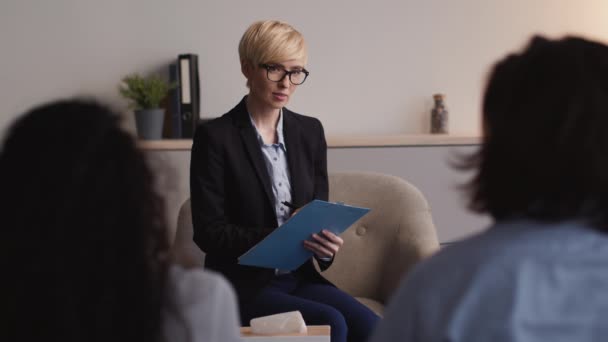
[322,172,439,304]
[171,198,205,267]
[170,172,439,305]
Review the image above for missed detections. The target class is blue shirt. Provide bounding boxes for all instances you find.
[248,111,293,226]
[370,219,608,342]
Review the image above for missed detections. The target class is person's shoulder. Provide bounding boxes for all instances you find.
[372,222,529,341]
[164,265,242,342]
[167,264,237,305]
[415,221,536,276]
[407,219,608,291]
[193,104,241,143]
[197,113,233,133]
[397,222,522,294]
[374,220,608,342]
[283,107,323,129]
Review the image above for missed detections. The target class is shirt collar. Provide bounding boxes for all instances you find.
[248,109,287,150]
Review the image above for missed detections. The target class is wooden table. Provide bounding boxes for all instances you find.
[240,325,330,342]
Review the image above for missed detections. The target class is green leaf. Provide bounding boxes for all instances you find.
[118,73,176,110]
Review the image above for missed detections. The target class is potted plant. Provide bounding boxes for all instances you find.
[119,73,174,140]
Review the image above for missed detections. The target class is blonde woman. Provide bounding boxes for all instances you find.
[190,20,379,342]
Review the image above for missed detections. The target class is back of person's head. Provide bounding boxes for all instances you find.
[463,35,608,231]
[1,99,169,342]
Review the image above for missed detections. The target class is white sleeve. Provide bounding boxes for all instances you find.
[164,265,243,342]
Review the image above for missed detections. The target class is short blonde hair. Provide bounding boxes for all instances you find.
[239,20,307,67]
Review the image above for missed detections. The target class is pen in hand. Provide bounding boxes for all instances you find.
[281,201,300,210]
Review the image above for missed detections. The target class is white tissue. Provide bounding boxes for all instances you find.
[250,310,307,335]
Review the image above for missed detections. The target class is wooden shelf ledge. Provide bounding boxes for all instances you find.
[138,134,480,151]
[328,134,479,147]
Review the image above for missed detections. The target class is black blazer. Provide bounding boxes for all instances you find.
[190,97,332,305]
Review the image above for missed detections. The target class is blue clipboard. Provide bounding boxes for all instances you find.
[238,200,370,270]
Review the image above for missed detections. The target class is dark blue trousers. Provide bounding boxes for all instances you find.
[240,273,379,342]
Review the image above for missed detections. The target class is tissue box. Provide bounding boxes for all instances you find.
[250,311,307,335]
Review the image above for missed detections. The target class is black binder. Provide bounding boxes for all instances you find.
[177,54,200,138]
[167,63,181,138]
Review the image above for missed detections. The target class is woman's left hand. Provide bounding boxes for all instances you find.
[303,229,344,259]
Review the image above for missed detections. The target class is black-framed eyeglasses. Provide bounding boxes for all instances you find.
[260,64,309,85]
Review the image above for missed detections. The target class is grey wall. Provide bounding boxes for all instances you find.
[2,0,608,139]
[148,144,490,244]
[2,0,595,243]
[328,145,490,242]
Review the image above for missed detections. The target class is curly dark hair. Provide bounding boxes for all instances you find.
[1,99,169,342]
[461,35,608,231]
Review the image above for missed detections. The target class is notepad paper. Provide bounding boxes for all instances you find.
[238,200,370,270]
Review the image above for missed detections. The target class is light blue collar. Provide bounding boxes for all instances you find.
[248,109,286,150]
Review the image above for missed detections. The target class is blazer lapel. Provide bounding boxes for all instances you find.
[232,98,275,207]
[283,110,305,207]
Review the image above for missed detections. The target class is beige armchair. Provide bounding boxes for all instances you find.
[320,171,439,316]
[170,197,205,268]
[170,172,439,316]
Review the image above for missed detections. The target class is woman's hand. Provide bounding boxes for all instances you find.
[303,229,344,259]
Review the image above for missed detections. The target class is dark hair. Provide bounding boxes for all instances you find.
[460,36,608,231]
[1,99,169,341]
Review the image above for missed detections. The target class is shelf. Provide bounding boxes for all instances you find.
[137,139,192,150]
[327,134,479,147]
[137,134,480,151]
